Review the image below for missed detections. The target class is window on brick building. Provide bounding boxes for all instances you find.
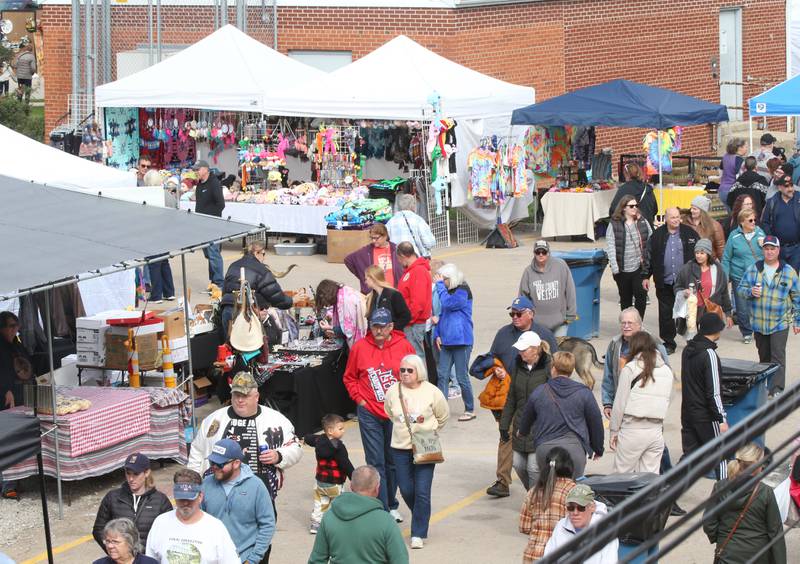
[288,50,351,73]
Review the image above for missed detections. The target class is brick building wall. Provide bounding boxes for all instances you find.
[40,0,786,157]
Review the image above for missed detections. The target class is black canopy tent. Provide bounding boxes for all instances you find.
[0,174,265,517]
[0,412,53,563]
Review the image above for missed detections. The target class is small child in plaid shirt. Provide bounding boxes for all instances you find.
[304,414,354,534]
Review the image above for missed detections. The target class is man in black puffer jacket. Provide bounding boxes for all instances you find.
[680,314,728,480]
[219,241,294,341]
[92,453,172,550]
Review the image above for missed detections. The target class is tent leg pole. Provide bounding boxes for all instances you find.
[749,118,753,156]
[658,130,664,217]
[44,291,63,519]
[37,452,54,564]
[181,254,196,443]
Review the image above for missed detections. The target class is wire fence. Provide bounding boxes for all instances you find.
[540,381,800,563]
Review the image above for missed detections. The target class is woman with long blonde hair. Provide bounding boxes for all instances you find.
[364,265,411,330]
[703,443,786,564]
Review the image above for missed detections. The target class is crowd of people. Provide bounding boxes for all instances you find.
[4,140,800,562]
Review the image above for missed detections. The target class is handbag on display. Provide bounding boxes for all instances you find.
[229,268,265,352]
[398,383,444,465]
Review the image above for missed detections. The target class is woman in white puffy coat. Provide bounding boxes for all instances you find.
[609,331,674,474]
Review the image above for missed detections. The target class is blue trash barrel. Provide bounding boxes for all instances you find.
[619,541,659,563]
[551,249,608,339]
[721,359,778,446]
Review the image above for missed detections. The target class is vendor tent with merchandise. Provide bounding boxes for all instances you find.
[747,73,800,149]
[511,79,729,235]
[265,34,537,231]
[0,174,263,517]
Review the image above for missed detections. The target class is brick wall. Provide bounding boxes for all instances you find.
[39,0,786,157]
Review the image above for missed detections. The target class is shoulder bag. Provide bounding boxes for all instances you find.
[714,484,760,564]
[229,267,265,352]
[696,279,725,322]
[398,383,444,464]
[400,211,429,258]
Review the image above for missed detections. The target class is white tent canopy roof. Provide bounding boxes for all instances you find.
[0,124,161,203]
[270,35,535,120]
[95,25,324,112]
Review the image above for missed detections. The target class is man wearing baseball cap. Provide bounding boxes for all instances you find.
[146,468,239,563]
[480,296,556,498]
[189,369,302,551]
[201,439,275,563]
[761,173,800,273]
[681,313,729,479]
[518,240,577,337]
[751,133,777,182]
[738,235,800,397]
[193,159,225,292]
[543,484,618,561]
[343,307,415,520]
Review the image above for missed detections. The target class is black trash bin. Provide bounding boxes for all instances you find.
[580,472,669,545]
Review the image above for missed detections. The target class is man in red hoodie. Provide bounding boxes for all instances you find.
[343,307,415,520]
[396,241,432,357]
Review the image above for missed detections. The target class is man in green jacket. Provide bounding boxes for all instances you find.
[308,465,408,564]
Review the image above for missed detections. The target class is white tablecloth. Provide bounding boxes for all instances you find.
[180,202,338,236]
[540,189,618,241]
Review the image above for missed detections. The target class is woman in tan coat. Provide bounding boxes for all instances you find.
[683,195,725,259]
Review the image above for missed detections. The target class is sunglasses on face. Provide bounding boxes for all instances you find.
[626,203,639,208]
[534,250,549,256]
[509,311,526,318]
[744,219,756,223]
[566,503,588,513]
[210,460,232,469]
[399,367,415,373]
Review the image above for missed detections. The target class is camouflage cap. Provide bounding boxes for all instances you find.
[230,371,258,394]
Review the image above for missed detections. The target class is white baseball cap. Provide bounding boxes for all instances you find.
[513,331,542,350]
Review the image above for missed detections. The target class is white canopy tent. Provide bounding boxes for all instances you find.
[0,124,162,206]
[270,35,536,228]
[95,25,325,113]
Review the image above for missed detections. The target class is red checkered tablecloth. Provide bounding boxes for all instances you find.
[24,387,151,457]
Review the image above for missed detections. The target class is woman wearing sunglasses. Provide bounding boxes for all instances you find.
[606,195,652,319]
[383,354,449,550]
[722,208,765,344]
[543,483,618,563]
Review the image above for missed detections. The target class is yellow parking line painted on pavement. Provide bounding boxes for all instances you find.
[401,487,486,538]
[20,534,94,564]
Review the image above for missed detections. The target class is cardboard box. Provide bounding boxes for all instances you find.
[76,328,106,344]
[108,321,164,337]
[149,309,186,339]
[157,340,189,364]
[192,376,213,403]
[142,373,166,387]
[326,228,372,264]
[77,350,105,367]
[105,333,159,371]
[76,340,106,353]
[77,310,143,329]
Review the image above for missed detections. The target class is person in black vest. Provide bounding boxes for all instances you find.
[608,163,657,227]
[642,207,699,354]
[219,240,293,342]
[193,160,225,291]
[606,194,652,319]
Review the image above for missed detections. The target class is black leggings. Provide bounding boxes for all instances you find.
[614,268,647,320]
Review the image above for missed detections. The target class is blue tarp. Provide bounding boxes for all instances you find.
[749,74,800,116]
[511,79,729,129]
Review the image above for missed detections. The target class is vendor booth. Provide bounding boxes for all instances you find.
[748,73,800,149]
[0,175,261,516]
[511,79,729,238]
[96,31,535,246]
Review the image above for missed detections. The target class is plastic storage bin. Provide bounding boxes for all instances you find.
[551,249,608,339]
[720,359,778,446]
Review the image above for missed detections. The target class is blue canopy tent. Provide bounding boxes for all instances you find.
[747,74,800,151]
[511,79,729,209]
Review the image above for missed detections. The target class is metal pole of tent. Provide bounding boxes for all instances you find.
[657,130,664,218]
[180,254,196,442]
[749,117,754,156]
[37,452,55,564]
[44,291,64,518]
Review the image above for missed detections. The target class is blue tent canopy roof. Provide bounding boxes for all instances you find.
[511,79,729,129]
[749,75,800,116]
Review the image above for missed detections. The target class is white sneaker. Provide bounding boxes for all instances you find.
[390,509,403,523]
[448,386,461,399]
[410,537,424,549]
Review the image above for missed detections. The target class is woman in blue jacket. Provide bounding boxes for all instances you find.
[722,207,765,344]
[433,263,476,421]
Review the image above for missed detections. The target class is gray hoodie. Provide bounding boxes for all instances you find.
[518,255,577,331]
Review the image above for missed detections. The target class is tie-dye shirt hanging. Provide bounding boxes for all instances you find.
[104,107,140,170]
[643,127,683,176]
[523,126,550,174]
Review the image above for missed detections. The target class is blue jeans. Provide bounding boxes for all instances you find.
[203,243,224,287]
[437,345,474,412]
[357,405,399,511]
[391,447,435,538]
[404,324,426,358]
[148,259,175,301]
[730,278,752,337]
[780,243,800,274]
